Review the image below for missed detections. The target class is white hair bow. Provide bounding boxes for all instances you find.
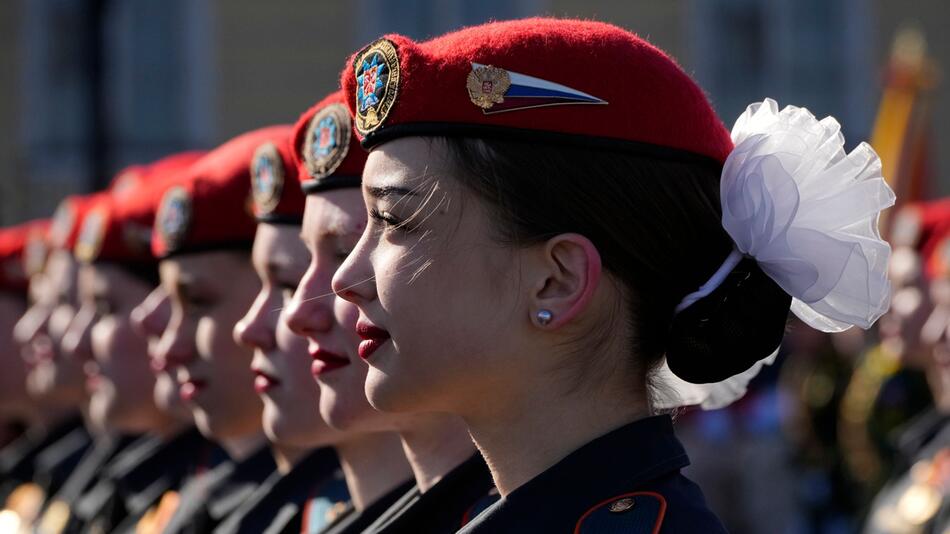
[659,98,895,410]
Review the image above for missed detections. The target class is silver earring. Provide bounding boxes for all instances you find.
[536,309,553,326]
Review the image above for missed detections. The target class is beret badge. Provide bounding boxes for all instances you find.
[156,186,192,253]
[74,208,106,263]
[250,142,284,216]
[466,65,511,110]
[304,103,352,180]
[354,39,400,134]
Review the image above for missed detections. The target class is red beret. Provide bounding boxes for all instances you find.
[75,152,206,264]
[152,126,291,258]
[250,131,304,223]
[904,198,950,279]
[290,91,368,194]
[341,18,732,165]
[0,220,46,292]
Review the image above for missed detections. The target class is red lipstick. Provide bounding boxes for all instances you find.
[253,370,280,394]
[356,321,390,360]
[179,379,207,402]
[310,347,350,377]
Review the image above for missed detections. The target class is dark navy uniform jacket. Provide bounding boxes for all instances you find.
[162,444,277,534]
[863,408,950,533]
[458,415,728,533]
[70,427,214,533]
[0,415,84,503]
[319,480,414,534]
[212,447,347,534]
[0,416,83,500]
[365,452,497,534]
[31,421,93,501]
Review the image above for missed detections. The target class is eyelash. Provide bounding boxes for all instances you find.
[370,208,412,233]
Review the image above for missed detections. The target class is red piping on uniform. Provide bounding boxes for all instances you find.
[572,491,667,534]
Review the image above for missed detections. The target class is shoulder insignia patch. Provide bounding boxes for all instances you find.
[304,103,352,180]
[250,142,284,216]
[574,492,667,534]
[354,38,400,134]
[156,186,192,253]
[74,206,108,262]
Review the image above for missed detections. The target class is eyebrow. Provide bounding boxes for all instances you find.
[365,185,417,199]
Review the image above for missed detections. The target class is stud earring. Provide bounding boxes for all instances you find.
[536,309,553,326]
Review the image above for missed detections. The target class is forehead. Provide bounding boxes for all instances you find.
[363,137,450,188]
[252,223,307,267]
[46,250,77,292]
[301,190,367,240]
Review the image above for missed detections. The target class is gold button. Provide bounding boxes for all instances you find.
[609,498,636,513]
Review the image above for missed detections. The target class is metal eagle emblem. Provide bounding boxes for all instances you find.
[467,65,511,110]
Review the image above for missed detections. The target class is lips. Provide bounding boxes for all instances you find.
[179,378,207,402]
[253,369,281,394]
[310,347,350,376]
[84,362,102,392]
[356,320,391,360]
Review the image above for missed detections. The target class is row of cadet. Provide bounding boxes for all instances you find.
[0,17,910,534]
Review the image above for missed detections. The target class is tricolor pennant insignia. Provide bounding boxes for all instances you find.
[467,63,607,114]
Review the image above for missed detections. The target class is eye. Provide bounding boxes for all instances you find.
[370,207,400,227]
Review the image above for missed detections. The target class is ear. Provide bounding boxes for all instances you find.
[529,233,602,329]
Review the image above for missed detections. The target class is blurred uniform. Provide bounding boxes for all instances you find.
[862,202,950,533]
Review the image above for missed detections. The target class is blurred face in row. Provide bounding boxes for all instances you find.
[62,263,169,433]
[131,286,192,421]
[0,290,28,418]
[156,251,263,441]
[880,246,932,368]
[13,249,86,405]
[234,222,343,447]
[286,190,412,433]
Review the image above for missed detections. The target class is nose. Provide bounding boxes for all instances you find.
[61,305,95,362]
[234,290,276,350]
[286,262,335,338]
[131,287,171,340]
[154,313,195,369]
[331,233,376,305]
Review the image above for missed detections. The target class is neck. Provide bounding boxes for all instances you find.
[926,361,950,413]
[396,413,475,492]
[271,442,311,474]
[335,432,412,511]
[220,431,267,462]
[464,375,647,496]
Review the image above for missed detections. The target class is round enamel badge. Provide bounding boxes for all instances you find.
[354,39,400,135]
[250,142,284,216]
[74,207,107,262]
[304,103,352,180]
[156,186,192,253]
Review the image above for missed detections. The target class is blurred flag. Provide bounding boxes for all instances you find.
[871,26,938,239]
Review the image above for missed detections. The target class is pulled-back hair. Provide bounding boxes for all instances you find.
[440,136,790,391]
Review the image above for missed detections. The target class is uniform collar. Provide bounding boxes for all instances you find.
[507,414,688,503]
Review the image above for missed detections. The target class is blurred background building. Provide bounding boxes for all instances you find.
[0,0,947,224]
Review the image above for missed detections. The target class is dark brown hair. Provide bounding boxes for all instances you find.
[440,137,790,390]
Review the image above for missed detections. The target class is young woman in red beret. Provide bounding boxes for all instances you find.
[284,93,494,534]
[332,19,894,532]
[221,130,366,534]
[148,128,294,534]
